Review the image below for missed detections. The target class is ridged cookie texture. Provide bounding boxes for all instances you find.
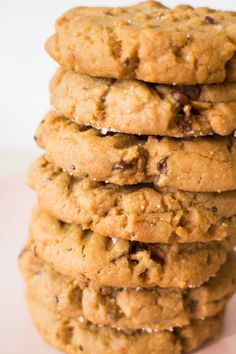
[28,156,236,244]
[35,112,236,192]
[50,67,236,137]
[20,249,236,331]
[20,1,236,354]
[27,207,236,289]
[45,1,236,84]
[27,297,223,354]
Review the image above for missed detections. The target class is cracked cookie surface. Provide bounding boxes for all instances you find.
[50,67,236,137]
[20,249,236,331]
[45,1,236,84]
[27,297,223,354]
[36,112,236,192]
[27,207,236,289]
[28,156,236,244]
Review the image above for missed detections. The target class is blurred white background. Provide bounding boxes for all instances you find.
[0,0,236,174]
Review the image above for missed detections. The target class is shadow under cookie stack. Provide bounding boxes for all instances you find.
[19,2,236,354]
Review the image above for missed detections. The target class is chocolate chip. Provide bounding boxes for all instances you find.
[79,345,84,351]
[171,91,189,105]
[124,58,130,66]
[211,207,218,213]
[107,312,115,319]
[33,135,38,142]
[112,161,132,170]
[41,119,45,124]
[67,247,72,252]
[100,95,106,104]
[41,160,48,168]
[131,242,148,254]
[176,115,192,135]
[176,85,201,101]
[52,296,59,304]
[71,165,76,171]
[157,158,168,175]
[139,270,148,281]
[130,259,139,266]
[33,245,38,257]
[104,10,113,16]
[189,299,198,312]
[205,16,218,25]
[150,251,165,266]
[83,172,89,177]
[155,158,168,185]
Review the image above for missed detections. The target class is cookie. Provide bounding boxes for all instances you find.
[27,207,236,289]
[36,112,236,192]
[50,67,236,137]
[45,1,236,84]
[27,297,223,354]
[28,156,236,244]
[20,249,236,331]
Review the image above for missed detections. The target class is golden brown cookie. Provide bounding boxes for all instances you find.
[27,207,236,289]
[50,67,236,137]
[20,249,236,331]
[27,297,223,354]
[45,1,236,84]
[28,156,236,244]
[35,112,236,191]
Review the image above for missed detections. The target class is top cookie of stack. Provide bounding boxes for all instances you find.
[46,1,236,84]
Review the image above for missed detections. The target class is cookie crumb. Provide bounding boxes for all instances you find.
[171,90,189,105]
[111,237,117,244]
[78,316,85,323]
[112,161,132,170]
[205,16,218,25]
[157,158,168,175]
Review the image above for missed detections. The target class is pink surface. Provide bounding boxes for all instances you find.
[0,173,235,354]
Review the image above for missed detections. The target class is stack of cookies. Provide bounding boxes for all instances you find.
[19,2,236,353]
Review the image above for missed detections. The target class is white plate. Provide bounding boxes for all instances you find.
[0,173,235,354]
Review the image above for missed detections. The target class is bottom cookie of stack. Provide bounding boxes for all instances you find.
[27,297,223,354]
[20,249,236,353]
